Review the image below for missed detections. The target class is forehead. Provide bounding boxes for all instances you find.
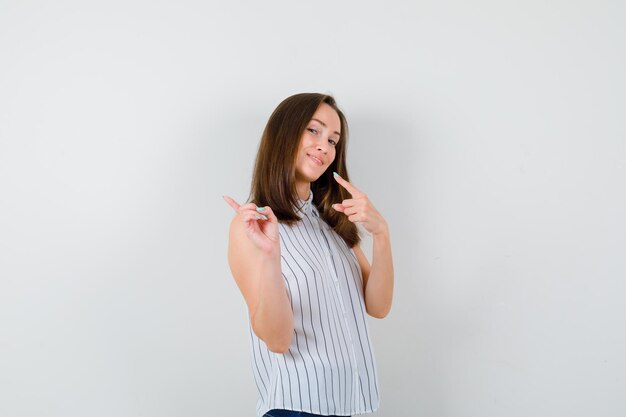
[311,103,341,132]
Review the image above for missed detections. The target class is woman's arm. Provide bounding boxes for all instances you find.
[225,197,293,353]
[330,173,394,319]
[353,230,394,319]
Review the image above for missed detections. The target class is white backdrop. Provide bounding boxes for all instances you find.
[1,1,625,416]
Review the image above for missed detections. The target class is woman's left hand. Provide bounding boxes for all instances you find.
[332,173,388,236]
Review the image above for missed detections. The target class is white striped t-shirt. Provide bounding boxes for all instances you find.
[249,191,380,417]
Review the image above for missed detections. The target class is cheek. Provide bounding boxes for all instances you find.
[329,149,337,163]
[299,135,315,149]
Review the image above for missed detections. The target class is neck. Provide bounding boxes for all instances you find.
[296,182,311,200]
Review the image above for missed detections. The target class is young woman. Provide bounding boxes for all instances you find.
[224,93,394,417]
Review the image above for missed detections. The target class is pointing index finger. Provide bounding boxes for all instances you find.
[333,172,363,197]
[222,195,241,212]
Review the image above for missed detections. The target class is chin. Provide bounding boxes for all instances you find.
[298,166,329,184]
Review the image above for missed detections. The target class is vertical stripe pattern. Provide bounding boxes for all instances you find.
[249,192,380,417]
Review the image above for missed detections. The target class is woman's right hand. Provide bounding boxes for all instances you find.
[223,195,280,255]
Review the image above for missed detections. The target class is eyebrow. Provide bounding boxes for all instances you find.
[311,118,341,137]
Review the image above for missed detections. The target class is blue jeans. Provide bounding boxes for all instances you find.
[263,410,350,417]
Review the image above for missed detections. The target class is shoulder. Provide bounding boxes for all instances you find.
[228,214,247,246]
[228,213,243,235]
[226,216,264,299]
[227,215,255,260]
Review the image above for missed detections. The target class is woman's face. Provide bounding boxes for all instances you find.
[294,103,342,187]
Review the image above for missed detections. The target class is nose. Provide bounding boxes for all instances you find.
[316,141,328,153]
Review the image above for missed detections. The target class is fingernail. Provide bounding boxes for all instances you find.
[260,214,268,220]
[333,171,339,177]
[255,214,261,219]
[256,206,265,212]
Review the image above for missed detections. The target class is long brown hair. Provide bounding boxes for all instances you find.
[249,93,360,248]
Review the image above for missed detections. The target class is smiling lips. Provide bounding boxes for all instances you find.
[307,154,324,166]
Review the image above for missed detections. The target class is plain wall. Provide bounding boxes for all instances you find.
[1,1,625,416]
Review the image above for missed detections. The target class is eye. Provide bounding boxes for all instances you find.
[307,127,318,135]
[328,138,337,146]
